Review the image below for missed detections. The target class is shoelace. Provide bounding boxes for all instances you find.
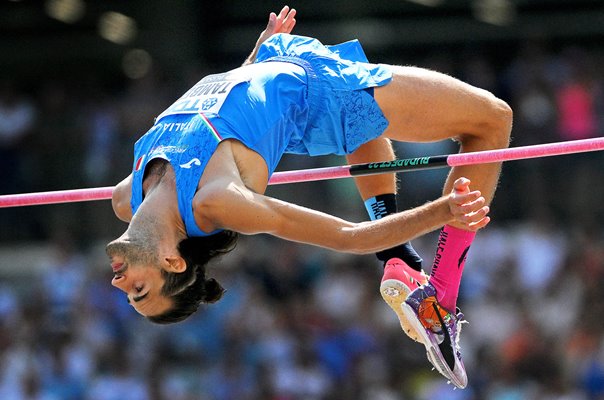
[452,312,468,355]
[433,308,467,355]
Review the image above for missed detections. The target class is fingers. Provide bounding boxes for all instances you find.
[265,12,277,32]
[457,195,486,214]
[274,6,296,34]
[277,5,290,19]
[453,208,490,231]
[453,177,471,194]
[457,205,490,225]
[448,178,491,231]
[469,215,490,230]
[281,8,296,33]
[252,6,296,62]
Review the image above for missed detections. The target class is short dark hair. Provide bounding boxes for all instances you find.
[146,230,238,324]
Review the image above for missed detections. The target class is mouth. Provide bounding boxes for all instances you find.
[111,263,125,273]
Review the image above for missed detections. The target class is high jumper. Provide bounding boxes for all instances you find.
[8,5,513,389]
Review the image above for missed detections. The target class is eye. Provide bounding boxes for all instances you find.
[135,285,144,293]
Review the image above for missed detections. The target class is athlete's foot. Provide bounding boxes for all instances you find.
[401,282,468,389]
[380,258,428,343]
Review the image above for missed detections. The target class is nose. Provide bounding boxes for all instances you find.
[111,274,127,291]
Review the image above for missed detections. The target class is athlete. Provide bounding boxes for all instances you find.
[106,6,512,388]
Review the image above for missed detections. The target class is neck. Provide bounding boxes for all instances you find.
[129,176,187,253]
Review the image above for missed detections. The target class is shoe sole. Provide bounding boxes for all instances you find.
[380,279,423,343]
[401,302,467,389]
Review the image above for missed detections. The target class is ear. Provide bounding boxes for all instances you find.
[164,256,187,273]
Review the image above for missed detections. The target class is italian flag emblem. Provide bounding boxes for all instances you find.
[135,155,145,171]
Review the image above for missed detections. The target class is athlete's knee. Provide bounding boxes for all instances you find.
[458,95,512,150]
[347,137,394,163]
[491,97,513,147]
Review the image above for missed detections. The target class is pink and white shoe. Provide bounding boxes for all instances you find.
[402,282,468,389]
[380,258,428,343]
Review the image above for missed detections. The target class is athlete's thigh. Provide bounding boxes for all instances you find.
[374,65,496,143]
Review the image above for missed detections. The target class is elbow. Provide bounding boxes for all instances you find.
[111,175,133,222]
[111,189,132,222]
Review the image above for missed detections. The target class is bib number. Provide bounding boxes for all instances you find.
[157,68,250,120]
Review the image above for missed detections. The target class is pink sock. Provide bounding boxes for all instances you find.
[429,224,476,311]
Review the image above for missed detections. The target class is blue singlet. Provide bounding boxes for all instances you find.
[130,33,393,237]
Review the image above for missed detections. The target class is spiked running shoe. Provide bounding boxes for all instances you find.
[401,282,468,389]
[380,258,428,343]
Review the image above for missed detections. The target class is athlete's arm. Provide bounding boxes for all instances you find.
[112,174,133,222]
[243,6,297,66]
[198,177,489,254]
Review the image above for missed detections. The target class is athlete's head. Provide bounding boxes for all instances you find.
[106,221,175,317]
[107,213,237,322]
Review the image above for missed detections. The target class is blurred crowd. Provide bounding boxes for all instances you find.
[1,39,604,399]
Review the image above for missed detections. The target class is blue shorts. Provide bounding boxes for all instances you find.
[207,34,393,175]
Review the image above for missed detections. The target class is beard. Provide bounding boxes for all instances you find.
[106,239,160,267]
[106,217,162,267]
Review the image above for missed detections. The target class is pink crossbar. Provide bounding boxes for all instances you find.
[0,187,115,208]
[1,137,603,208]
[447,136,604,166]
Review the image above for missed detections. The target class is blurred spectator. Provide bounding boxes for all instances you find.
[86,345,150,400]
[0,80,36,195]
[31,81,85,192]
[83,93,120,186]
[37,231,87,333]
[555,48,600,141]
[2,22,604,400]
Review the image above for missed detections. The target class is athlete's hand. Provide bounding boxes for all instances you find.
[448,177,490,231]
[259,6,297,44]
[244,6,297,66]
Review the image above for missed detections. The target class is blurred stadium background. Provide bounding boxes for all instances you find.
[1,0,604,399]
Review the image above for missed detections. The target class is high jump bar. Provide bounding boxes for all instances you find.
[1,137,603,208]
